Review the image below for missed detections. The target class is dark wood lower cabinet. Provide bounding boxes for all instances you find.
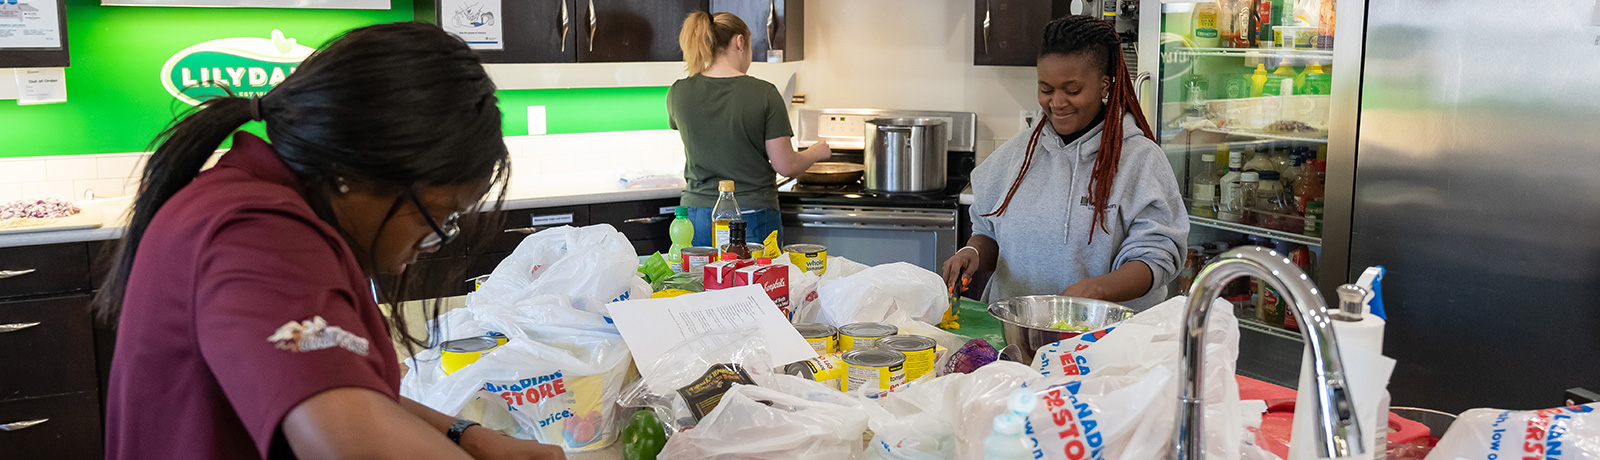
[0,392,103,460]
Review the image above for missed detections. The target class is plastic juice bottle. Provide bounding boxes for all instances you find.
[1217,150,1245,222]
[711,180,742,251]
[1191,153,1219,218]
[1237,171,1260,225]
[724,220,752,260]
[1263,60,1297,96]
[1192,1,1221,47]
[1294,159,1326,214]
[1249,63,1269,97]
[1300,61,1332,95]
[1317,0,1335,49]
[667,206,693,271]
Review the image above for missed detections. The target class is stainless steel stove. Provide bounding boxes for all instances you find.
[782,108,977,271]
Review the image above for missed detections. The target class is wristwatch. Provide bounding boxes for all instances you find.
[447,418,481,445]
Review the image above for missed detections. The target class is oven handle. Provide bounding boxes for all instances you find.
[790,212,955,228]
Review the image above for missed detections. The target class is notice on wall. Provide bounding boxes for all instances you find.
[441,0,503,51]
[16,67,65,105]
[0,0,62,50]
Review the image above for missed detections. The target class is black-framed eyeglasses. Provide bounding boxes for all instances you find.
[407,191,460,250]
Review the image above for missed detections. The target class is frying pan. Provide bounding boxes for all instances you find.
[797,162,864,185]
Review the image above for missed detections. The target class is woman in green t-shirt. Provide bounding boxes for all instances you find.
[668,11,831,247]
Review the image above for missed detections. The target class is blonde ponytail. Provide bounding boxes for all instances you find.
[678,11,751,74]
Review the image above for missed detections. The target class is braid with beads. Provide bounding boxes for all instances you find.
[983,16,1154,244]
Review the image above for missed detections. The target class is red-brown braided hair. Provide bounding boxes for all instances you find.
[983,16,1154,244]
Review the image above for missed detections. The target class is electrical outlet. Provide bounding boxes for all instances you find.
[527,105,547,135]
[1019,110,1043,131]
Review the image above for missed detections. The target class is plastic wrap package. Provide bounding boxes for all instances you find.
[400,295,633,452]
[657,376,870,460]
[1025,295,1266,460]
[1424,403,1600,460]
[468,224,645,316]
[616,328,780,432]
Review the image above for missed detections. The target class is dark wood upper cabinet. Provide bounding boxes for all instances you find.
[416,0,579,63]
[974,0,1078,66]
[579,0,706,63]
[712,0,804,62]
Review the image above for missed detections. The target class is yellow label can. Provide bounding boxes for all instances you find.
[838,322,898,351]
[877,335,936,381]
[841,349,906,393]
[783,244,829,274]
[440,336,499,375]
[785,353,847,390]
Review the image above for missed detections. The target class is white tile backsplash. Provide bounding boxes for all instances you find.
[0,160,47,184]
[74,179,133,200]
[97,155,146,180]
[45,157,100,181]
[21,181,73,201]
[0,184,20,202]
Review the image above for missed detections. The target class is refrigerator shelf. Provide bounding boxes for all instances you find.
[1175,46,1335,62]
[1190,215,1323,247]
[1199,127,1329,144]
[1240,316,1304,341]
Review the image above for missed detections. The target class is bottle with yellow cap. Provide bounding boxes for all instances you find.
[710,180,742,251]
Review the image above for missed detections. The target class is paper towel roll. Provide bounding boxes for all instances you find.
[1286,316,1394,460]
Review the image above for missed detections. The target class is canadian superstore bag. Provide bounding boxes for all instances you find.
[1425,403,1600,460]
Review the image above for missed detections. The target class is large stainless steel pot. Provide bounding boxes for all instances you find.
[864,118,947,193]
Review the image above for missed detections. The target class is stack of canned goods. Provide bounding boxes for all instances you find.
[786,321,940,394]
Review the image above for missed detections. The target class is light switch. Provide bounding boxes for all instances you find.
[527,105,547,136]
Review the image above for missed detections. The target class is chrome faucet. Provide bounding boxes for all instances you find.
[1176,246,1364,459]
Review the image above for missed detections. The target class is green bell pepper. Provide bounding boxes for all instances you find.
[621,409,667,460]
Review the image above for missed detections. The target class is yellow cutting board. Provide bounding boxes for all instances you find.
[0,204,105,236]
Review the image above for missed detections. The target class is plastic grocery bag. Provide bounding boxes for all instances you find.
[616,328,781,432]
[657,376,870,460]
[469,224,644,316]
[1024,295,1252,460]
[1424,403,1600,460]
[817,262,949,326]
[401,295,633,453]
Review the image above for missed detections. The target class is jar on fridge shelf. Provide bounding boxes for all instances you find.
[1237,172,1261,225]
[1190,153,1220,219]
[1254,171,1301,233]
[1217,150,1246,223]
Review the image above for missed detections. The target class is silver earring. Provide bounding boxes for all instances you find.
[337,178,350,194]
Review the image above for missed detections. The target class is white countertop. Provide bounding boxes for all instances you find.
[0,174,684,249]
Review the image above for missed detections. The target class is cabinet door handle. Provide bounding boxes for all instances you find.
[560,0,570,52]
[981,0,991,55]
[0,322,40,334]
[587,0,597,52]
[623,216,672,225]
[0,269,36,279]
[0,419,47,432]
[504,226,555,235]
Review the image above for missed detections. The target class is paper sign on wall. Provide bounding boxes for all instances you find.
[441,0,503,51]
[16,68,65,105]
[0,0,63,50]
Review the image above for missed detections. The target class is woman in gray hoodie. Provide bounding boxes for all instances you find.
[942,16,1188,311]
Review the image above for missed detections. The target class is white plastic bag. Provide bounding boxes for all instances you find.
[400,296,633,453]
[818,262,948,326]
[658,376,870,460]
[469,224,641,316]
[616,328,780,431]
[1424,403,1600,460]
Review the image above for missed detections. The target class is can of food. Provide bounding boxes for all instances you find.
[841,349,906,392]
[747,243,765,255]
[783,244,829,274]
[485,331,509,347]
[877,335,936,381]
[838,322,898,351]
[783,353,847,390]
[681,246,718,274]
[795,323,838,355]
[440,336,499,375]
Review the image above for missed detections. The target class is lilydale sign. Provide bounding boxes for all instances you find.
[160,30,315,105]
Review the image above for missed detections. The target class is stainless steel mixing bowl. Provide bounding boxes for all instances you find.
[988,295,1136,362]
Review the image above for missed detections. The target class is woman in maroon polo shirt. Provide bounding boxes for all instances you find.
[95,23,564,459]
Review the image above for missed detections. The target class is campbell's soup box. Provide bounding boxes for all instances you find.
[703,258,753,290]
[734,262,790,319]
[482,371,613,452]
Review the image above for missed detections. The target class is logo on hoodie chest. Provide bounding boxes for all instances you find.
[1077,196,1119,210]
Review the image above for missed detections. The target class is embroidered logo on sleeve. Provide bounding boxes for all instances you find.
[266,316,370,356]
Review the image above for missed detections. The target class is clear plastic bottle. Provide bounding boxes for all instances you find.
[1255,170,1299,232]
[1237,171,1261,225]
[983,389,1038,460]
[1243,146,1276,173]
[711,180,742,252]
[1191,153,1219,219]
[1217,150,1246,223]
[667,206,693,271]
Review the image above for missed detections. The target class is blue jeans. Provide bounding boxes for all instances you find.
[687,207,783,249]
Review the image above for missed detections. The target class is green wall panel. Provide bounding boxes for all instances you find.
[497,86,669,137]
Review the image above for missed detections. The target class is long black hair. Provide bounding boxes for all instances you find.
[985,16,1153,244]
[95,22,509,351]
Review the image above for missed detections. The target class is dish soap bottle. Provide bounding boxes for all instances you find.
[983,389,1039,460]
[711,180,742,251]
[667,206,693,272]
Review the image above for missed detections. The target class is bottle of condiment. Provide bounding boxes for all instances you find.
[1192,1,1221,47]
[1243,145,1276,172]
[1250,63,1270,97]
[1258,0,1275,44]
[1191,153,1219,219]
[711,180,742,251]
[725,220,752,260]
[1237,171,1261,225]
[1217,150,1245,222]
[1263,60,1297,96]
[1293,159,1326,215]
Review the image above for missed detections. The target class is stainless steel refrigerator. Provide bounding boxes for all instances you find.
[1139,0,1600,412]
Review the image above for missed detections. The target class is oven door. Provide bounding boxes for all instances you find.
[780,204,958,272]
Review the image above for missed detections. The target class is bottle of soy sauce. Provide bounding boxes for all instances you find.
[725,220,752,260]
